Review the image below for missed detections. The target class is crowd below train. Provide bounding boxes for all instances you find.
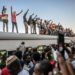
[0,41,75,75]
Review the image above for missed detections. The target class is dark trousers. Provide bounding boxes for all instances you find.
[33,25,36,34]
[3,20,8,32]
[12,22,18,33]
[31,24,36,34]
[24,22,28,34]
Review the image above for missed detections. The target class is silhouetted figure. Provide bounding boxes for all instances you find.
[2,6,8,32]
[28,13,34,34]
[23,9,29,33]
[23,10,38,34]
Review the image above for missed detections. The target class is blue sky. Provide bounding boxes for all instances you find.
[0,0,75,33]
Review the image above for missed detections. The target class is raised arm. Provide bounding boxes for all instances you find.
[30,13,34,19]
[30,13,34,17]
[11,6,13,15]
[33,15,37,20]
[28,13,34,21]
[16,10,23,16]
[23,9,29,19]
[48,20,52,23]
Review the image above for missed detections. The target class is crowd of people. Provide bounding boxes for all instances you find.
[0,41,75,75]
[0,6,74,36]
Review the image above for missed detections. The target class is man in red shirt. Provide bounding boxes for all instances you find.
[11,6,23,33]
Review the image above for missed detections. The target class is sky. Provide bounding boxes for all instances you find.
[0,0,75,33]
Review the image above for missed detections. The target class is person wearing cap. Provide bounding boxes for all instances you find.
[1,55,18,75]
[1,55,30,75]
[2,6,8,32]
[11,6,23,33]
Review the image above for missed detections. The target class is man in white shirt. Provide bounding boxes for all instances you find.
[19,42,26,55]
